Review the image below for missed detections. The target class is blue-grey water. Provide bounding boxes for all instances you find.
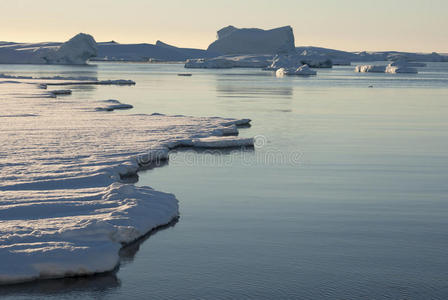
[1,62,448,299]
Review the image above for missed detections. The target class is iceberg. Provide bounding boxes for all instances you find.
[276,64,317,77]
[185,55,273,69]
[355,61,419,74]
[207,26,295,55]
[0,33,97,65]
[0,80,254,285]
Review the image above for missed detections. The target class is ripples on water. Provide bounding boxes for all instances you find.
[1,62,448,299]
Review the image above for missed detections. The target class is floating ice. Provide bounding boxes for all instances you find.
[0,80,254,284]
[0,33,97,65]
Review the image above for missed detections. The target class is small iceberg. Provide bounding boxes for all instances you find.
[95,99,134,111]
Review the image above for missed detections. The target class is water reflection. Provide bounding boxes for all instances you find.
[216,78,293,99]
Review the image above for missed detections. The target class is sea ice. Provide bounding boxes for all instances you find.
[0,80,254,284]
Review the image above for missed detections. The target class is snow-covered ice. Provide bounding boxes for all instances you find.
[0,79,254,284]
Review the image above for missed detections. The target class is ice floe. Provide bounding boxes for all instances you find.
[95,100,134,111]
[0,80,254,284]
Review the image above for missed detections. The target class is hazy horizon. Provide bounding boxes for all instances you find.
[1,0,447,53]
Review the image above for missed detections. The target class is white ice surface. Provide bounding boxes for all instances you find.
[0,80,253,284]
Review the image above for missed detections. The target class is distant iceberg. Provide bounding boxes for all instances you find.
[0,33,97,65]
[207,25,296,55]
[265,54,332,71]
[355,61,419,74]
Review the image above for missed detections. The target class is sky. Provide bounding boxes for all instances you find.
[0,0,447,52]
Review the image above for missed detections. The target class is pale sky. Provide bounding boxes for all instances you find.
[1,0,447,52]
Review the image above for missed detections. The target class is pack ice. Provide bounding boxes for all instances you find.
[0,80,253,284]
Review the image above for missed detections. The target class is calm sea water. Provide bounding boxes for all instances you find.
[1,62,448,299]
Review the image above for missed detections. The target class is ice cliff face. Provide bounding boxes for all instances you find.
[0,33,97,65]
[207,25,295,55]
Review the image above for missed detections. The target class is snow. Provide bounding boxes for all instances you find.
[207,26,295,55]
[0,79,254,284]
[276,64,317,77]
[0,33,97,65]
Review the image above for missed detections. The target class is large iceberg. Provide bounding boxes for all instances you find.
[0,33,97,65]
[207,25,295,55]
[0,79,254,284]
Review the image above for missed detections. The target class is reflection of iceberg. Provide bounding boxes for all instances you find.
[216,82,293,99]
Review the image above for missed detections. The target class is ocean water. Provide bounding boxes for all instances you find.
[1,62,448,299]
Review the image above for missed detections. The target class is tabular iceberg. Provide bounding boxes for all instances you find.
[0,33,97,65]
[207,25,295,55]
[276,65,317,77]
